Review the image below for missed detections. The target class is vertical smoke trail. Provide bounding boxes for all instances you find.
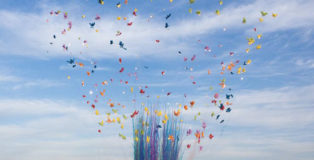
[133,109,183,160]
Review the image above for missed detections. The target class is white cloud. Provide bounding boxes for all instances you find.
[1,83,314,160]
[0,74,20,82]
[0,70,65,90]
[228,85,314,128]
[179,85,314,160]
[0,68,22,82]
[295,59,314,69]
[193,135,314,160]
[0,99,133,160]
[0,99,78,116]
[59,64,112,71]
[187,84,314,129]
[11,79,65,90]
[0,0,313,59]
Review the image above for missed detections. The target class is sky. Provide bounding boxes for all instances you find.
[0,0,314,160]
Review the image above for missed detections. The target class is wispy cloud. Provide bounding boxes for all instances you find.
[0,74,20,82]
[0,0,313,59]
[194,134,314,160]
[295,59,314,69]
[59,64,112,71]
[180,84,314,159]
[11,79,65,90]
[181,84,314,128]
[1,83,314,160]
[0,99,133,160]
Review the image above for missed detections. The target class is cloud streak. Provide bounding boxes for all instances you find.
[0,0,313,59]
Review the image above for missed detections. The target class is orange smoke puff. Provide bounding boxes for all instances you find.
[190,101,195,107]
[219,82,226,89]
[227,62,235,71]
[207,69,211,75]
[78,62,84,67]
[168,135,174,142]
[195,132,200,139]
[174,110,180,116]
[100,89,106,96]
[106,118,112,123]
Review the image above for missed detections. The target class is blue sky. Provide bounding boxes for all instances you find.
[0,0,314,160]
